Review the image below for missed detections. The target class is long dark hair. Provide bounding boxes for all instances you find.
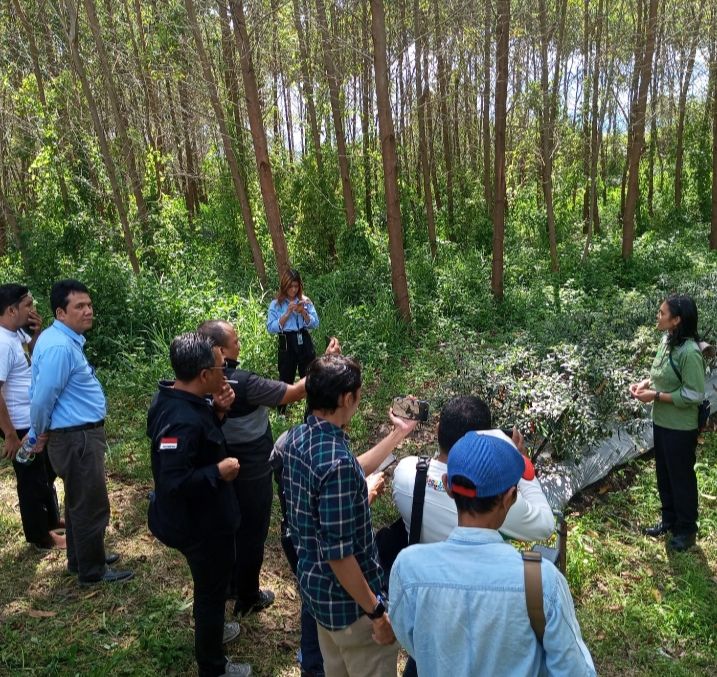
[276,269,303,302]
[664,294,700,349]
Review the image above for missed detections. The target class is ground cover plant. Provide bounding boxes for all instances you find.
[1,223,716,675]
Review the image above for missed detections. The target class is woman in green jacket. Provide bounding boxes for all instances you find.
[629,294,706,552]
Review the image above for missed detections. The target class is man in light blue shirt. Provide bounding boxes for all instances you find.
[30,279,132,585]
[389,432,596,677]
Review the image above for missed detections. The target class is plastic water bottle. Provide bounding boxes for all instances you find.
[15,435,37,465]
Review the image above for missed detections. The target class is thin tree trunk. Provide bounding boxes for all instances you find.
[229,0,289,275]
[433,0,453,231]
[623,0,659,259]
[711,7,717,248]
[675,1,705,211]
[492,0,510,301]
[371,0,411,322]
[315,0,356,227]
[82,0,149,240]
[62,0,140,274]
[292,0,323,173]
[414,0,437,258]
[482,0,493,212]
[361,0,373,224]
[184,0,267,285]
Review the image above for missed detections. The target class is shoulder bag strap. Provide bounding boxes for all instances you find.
[408,456,431,545]
[522,551,546,643]
[667,350,682,382]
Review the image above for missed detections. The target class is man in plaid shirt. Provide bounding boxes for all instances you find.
[282,354,417,677]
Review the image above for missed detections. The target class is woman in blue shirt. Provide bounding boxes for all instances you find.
[267,269,319,411]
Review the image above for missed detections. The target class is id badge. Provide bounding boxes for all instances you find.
[297,332,304,346]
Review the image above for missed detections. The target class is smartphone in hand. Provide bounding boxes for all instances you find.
[392,396,430,422]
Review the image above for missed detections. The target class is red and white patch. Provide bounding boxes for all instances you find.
[159,437,178,450]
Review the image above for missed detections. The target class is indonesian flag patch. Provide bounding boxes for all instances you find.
[159,437,178,450]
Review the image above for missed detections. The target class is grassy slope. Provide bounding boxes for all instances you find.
[0,379,715,676]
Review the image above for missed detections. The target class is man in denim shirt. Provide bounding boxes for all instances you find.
[389,432,595,676]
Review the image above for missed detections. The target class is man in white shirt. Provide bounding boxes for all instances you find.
[392,395,554,543]
[0,283,64,550]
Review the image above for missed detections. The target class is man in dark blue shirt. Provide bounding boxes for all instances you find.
[282,354,416,677]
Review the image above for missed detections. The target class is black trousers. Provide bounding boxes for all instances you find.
[232,472,273,607]
[182,535,235,677]
[277,334,315,414]
[7,427,61,546]
[653,424,699,535]
[47,427,111,580]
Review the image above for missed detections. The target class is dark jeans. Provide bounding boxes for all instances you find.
[653,424,699,535]
[232,472,273,607]
[47,427,110,581]
[182,535,236,677]
[403,657,418,677]
[7,427,61,546]
[300,602,324,675]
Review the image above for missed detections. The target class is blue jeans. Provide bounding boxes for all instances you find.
[299,602,324,676]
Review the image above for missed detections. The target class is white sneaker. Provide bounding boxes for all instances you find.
[221,661,252,676]
[223,621,241,644]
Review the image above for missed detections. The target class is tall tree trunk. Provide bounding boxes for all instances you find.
[414,0,437,258]
[315,0,356,228]
[537,0,563,272]
[623,0,659,259]
[292,0,323,173]
[711,7,717,249]
[492,0,510,300]
[184,0,267,286]
[361,0,373,224]
[482,0,493,212]
[11,0,70,210]
[177,70,201,218]
[229,0,289,275]
[82,0,149,240]
[675,1,705,211]
[433,0,453,231]
[371,0,411,322]
[62,0,140,274]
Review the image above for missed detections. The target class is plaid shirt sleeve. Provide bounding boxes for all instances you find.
[316,457,361,561]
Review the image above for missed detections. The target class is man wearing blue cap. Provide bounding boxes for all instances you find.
[389,431,596,676]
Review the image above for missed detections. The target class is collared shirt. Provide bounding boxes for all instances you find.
[29,320,106,434]
[266,297,319,334]
[390,527,596,677]
[392,432,554,543]
[146,382,240,548]
[650,336,705,430]
[0,326,32,429]
[282,415,383,631]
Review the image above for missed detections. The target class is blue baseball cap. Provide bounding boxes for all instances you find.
[447,431,532,497]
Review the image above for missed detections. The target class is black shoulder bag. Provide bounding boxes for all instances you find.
[375,456,431,580]
[667,350,710,431]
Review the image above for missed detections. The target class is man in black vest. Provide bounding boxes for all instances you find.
[197,320,339,618]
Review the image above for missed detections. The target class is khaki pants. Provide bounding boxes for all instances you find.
[317,615,398,677]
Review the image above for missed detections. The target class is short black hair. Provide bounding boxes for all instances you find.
[450,475,506,515]
[306,354,362,412]
[197,319,231,348]
[0,283,29,315]
[50,279,90,317]
[170,332,217,382]
[438,396,492,453]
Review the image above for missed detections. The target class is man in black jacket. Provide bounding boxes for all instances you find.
[147,332,251,677]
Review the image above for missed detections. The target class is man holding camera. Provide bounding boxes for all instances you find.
[282,354,417,677]
[392,395,554,544]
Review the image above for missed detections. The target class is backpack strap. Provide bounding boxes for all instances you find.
[408,456,431,545]
[522,551,545,643]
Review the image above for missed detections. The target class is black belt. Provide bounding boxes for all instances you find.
[51,420,105,434]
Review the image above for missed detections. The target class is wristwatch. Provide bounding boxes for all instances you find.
[367,593,387,620]
[654,391,661,402]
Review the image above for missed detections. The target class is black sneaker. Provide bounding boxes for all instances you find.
[234,589,275,617]
[642,522,672,538]
[668,533,696,552]
[67,553,120,575]
[78,567,134,585]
